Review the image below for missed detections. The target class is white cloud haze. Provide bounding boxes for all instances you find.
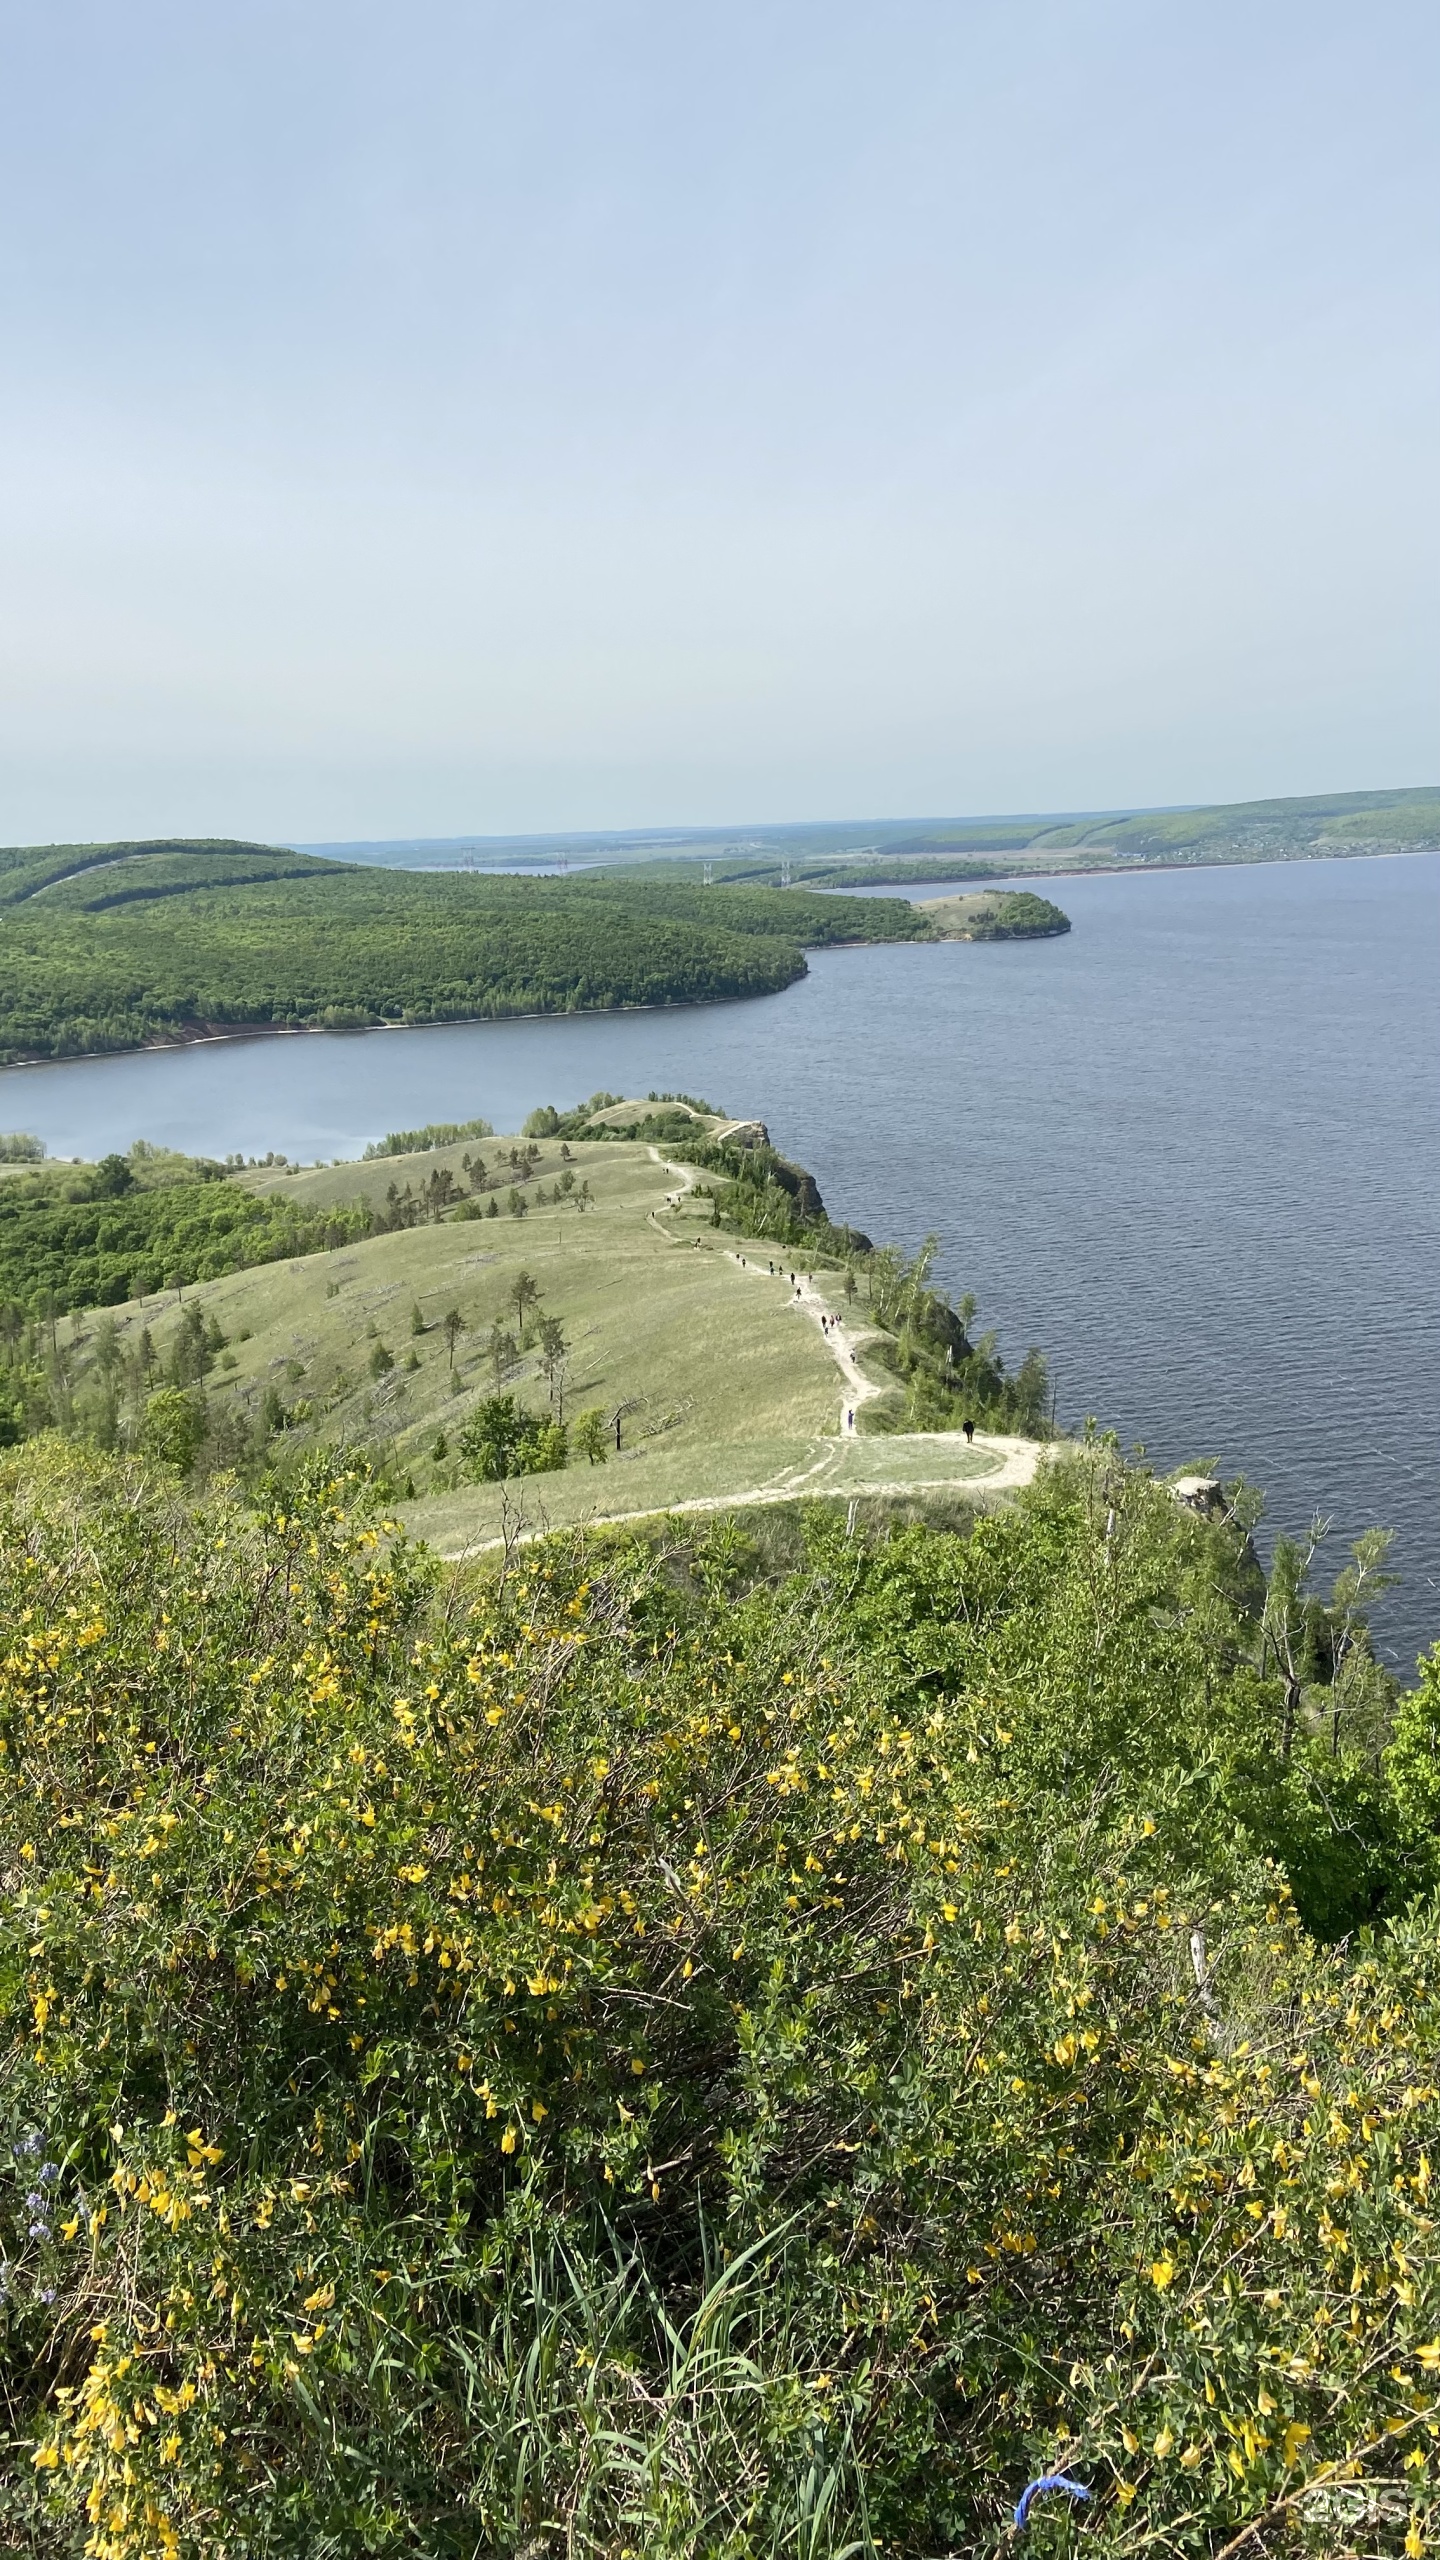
[0,0,1435,841]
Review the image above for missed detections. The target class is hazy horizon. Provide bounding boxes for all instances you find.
[2,0,1436,845]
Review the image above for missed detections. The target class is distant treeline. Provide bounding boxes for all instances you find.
[607,785,1440,882]
[362,1115,495,1159]
[0,842,928,1063]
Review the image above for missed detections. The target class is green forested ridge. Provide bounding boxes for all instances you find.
[17,802,1369,1064]
[0,844,928,1062]
[0,838,337,908]
[2,1441,1439,2558]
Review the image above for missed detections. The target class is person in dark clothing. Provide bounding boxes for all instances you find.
[962,1418,975,1443]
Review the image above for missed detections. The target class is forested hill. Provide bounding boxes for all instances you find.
[0,841,928,1063]
[0,837,341,906]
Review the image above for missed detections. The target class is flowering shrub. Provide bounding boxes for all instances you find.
[0,1439,1437,2557]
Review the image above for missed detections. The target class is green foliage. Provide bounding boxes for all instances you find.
[458,1393,568,1480]
[0,1447,1437,2559]
[572,1406,609,1465]
[0,837,324,908]
[666,1130,875,1261]
[136,1386,207,1475]
[361,1117,495,1159]
[855,1240,1051,1436]
[1385,1645,1440,1885]
[959,890,1071,939]
[0,1175,371,1316]
[526,1093,723,1149]
[0,1133,45,1162]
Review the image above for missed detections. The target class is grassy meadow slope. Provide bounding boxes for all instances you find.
[34,1131,998,1541]
[233,1135,1010,1540]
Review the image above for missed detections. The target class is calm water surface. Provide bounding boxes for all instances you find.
[3,853,1436,1668]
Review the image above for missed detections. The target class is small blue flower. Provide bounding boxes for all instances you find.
[1015,2473,1092,2528]
[29,2221,52,2241]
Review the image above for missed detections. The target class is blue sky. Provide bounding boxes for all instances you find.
[0,0,1435,842]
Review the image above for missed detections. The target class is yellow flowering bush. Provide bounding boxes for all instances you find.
[0,1437,1437,2556]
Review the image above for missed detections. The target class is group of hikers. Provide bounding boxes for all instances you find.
[732,1250,978,1445]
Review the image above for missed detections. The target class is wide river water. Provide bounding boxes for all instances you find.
[2,850,1436,1670]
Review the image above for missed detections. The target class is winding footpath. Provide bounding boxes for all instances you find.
[438,1157,1045,1556]
[656,1148,1047,1499]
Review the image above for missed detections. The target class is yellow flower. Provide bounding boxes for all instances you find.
[500,2128,518,2155]
[1282,2423,1311,2468]
[1180,2445,1204,2472]
[1150,2258,1176,2290]
[1405,2522,1424,2559]
[1154,2428,1175,2459]
[1115,2481,1138,2507]
[1122,2427,1140,2455]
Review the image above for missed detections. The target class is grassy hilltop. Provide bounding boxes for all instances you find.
[0,1104,1043,1538]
